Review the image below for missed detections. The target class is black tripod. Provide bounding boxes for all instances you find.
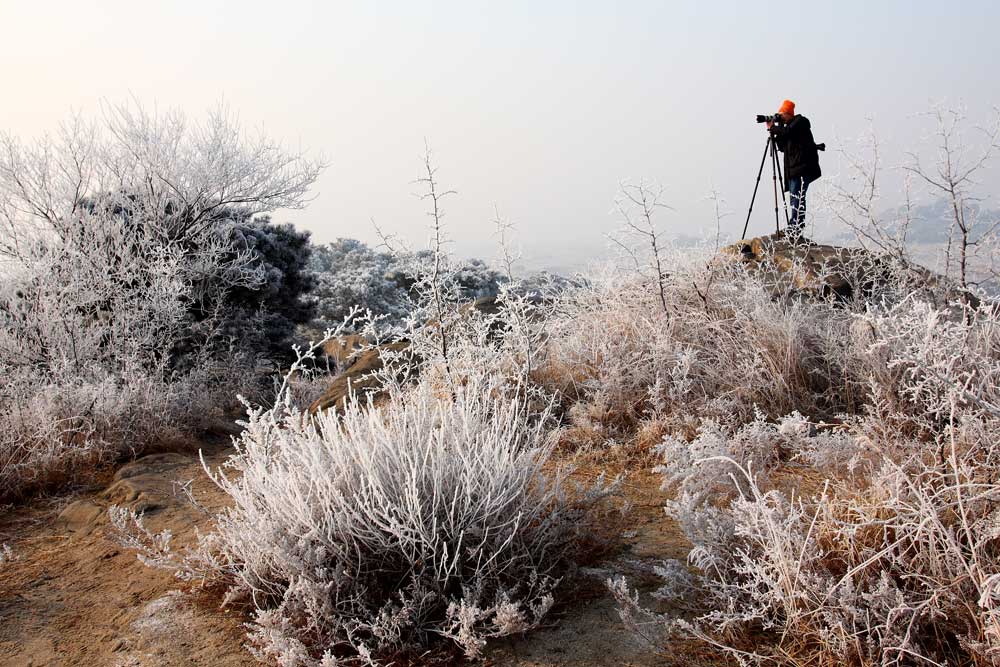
[741,133,790,240]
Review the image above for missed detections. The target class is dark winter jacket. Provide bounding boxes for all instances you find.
[770,114,821,190]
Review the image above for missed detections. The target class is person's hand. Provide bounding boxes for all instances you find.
[766,120,773,130]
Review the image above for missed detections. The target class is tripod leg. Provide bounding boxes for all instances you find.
[771,140,781,234]
[741,136,772,240]
[773,147,791,226]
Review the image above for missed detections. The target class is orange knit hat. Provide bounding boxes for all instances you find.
[778,99,796,116]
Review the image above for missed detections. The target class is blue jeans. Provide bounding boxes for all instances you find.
[788,176,809,237]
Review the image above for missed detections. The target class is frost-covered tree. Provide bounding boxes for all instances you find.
[608,180,673,313]
[307,238,504,333]
[904,105,1000,289]
[308,238,411,331]
[0,102,322,500]
[224,215,316,360]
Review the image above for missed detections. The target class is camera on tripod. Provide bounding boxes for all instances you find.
[756,114,825,150]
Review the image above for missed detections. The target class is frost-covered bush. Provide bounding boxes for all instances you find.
[658,415,784,514]
[537,257,859,442]
[611,291,1000,666]
[101,146,621,666]
[0,103,321,500]
[616,428,1000,666]
[200,372,602,665]
[860,297,1000,430]
[0,361,251,500]
[111,156,606,664]
[0,235,259,499]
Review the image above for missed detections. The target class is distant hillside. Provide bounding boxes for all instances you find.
[836,199,1000,244]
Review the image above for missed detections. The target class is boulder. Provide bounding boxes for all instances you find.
[55,499,105,535]
[100,452,193,514]
[113,453,192,482]
[721,233,876,300]
[321,334,367,366]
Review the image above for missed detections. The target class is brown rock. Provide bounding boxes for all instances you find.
[308,296,526,416]
[101,452,194,513]
[320,334,367,366]
[55,499,105,535]
[113,453,191,482]
[308,341,411,415]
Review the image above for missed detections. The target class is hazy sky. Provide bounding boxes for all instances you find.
[2,1,998,268]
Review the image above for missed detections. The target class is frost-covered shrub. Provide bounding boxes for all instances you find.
[537,257,858,442]
[859,297,1000,429]
[0,543,14,566]
[201,372,603,665]
[115,161,594,663]
[0,242,260,499]
[308,239,413,333]
[616,429,1000,666]
[658,414,783,518]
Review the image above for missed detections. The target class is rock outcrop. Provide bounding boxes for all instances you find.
[100,452,194,514]
[722,233,871,299]
[308,341,411,414]
[2,447,249,666]
[722,232,977,308]
[54,453,196,536]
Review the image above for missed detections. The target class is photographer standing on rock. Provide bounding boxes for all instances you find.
[767,100,822,239]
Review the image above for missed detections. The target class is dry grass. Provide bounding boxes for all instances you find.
[588,256,1000,666]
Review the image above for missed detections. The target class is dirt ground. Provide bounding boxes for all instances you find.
[0,445,250,667]
[0,446,707,667]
